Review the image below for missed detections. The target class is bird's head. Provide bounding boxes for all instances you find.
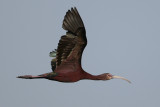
[102,73,131,83]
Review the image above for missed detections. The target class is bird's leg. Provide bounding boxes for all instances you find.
[17,75,45,79]
[49,49,57,57]
[17,72,53,79]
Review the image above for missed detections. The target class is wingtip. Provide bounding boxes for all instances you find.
[62,7,84,34]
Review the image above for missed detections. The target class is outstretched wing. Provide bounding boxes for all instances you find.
[56,7,87,71]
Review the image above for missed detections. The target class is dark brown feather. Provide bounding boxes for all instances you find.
[62,7,85,35]
[56,35,76,66]
[56,7,87,70]
[51,58,56,71]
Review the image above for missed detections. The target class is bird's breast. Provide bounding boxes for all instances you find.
[50,71,82,82]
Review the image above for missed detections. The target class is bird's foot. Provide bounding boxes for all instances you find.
[49,49,57,57]
[17,75,34,79]
[17,75,45,79]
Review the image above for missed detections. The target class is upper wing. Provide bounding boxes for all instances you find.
[55,7,87,71]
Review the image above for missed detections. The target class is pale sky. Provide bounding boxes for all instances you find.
[1,0,160,107]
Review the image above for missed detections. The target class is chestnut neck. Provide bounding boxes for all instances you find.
[81,71,105,80]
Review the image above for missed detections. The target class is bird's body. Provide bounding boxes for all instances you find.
[39,69,111,82]
[18,7,131,83]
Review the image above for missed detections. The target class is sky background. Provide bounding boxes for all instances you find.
[1,0,160,107]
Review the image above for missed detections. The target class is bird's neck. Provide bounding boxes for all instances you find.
[81,71,105,80]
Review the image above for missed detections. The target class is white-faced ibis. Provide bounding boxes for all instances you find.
[17,7,131,83]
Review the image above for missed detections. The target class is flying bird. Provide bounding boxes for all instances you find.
[17,7,131,83]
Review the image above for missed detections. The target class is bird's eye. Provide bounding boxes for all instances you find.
[108,74,112,77]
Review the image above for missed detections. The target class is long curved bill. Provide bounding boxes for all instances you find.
[112,75,131,83]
